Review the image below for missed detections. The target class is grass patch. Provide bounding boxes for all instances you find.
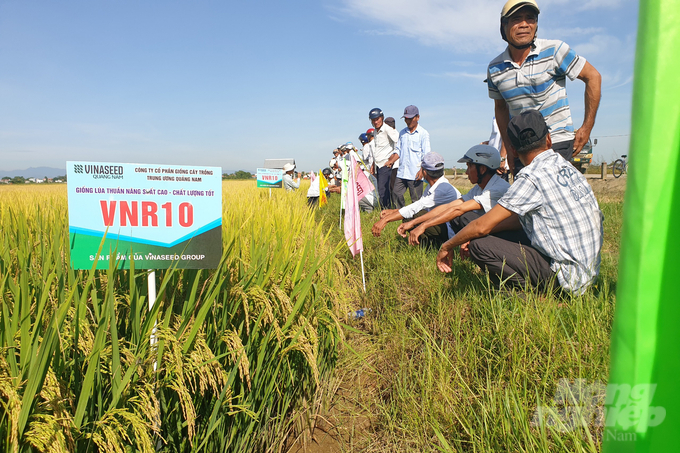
[318,184,622,452]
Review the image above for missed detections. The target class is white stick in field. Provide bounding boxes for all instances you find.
[360,251,366,293]
[148,270,158,371]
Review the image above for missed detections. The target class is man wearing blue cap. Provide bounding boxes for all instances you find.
[385,105,431,209]
[372,152,460,247]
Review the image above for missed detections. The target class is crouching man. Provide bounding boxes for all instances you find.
[436,110,603,294]
[398,144,510,248]
[372,152,460,247]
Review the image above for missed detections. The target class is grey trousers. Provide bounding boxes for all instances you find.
[392,177,423,209]
[451,211,557,290]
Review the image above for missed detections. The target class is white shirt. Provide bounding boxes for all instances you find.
[361,141,375,170]
[395,124,431,180]
[488,117,502,151]
[282,174,299,191]
[398,176,461,219]
[372,124,399,168]
[461,173,511,213]
[306,174,320,197]
[488,118,509,171]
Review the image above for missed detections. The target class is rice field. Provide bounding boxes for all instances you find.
[1,179,624,452]
[0,181,358,452]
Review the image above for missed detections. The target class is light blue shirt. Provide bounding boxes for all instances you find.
[395,124,431,180]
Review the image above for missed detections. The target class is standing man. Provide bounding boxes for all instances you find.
[282,163,300,192]
[369,108,399,209]
[487,0,602,175]
[386,105,431,209]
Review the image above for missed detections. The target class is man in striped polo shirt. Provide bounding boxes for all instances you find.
[487,0,602,175]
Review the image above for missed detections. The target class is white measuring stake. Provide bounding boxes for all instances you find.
[148,270,158,371]
[359,250,366,293]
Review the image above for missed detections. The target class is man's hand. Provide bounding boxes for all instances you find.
[575,61,602,156]
[397,221,414,238]
[436,247,455,273]
[459,241,470,260]
[380,209,396,219]
[415,168,423,180]
[408,225,426,246]
[572,127,591,156]
[372,220,387,237]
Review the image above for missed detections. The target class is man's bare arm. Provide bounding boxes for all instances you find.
[372,210,404,237]
[494,99,514,173]
[398,199,464,232]
[436,204,514,273]
[408,199,483,245]
[573,61,602,155]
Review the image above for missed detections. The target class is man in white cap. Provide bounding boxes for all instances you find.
[282,163,300,191]
[385,105,431,209]
[372,152,460,247]
[487,0,602,175]
[398,144,511,249]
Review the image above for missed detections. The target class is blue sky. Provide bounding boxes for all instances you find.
[0,0,638,173]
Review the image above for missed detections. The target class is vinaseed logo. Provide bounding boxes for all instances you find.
[80,164,125,180]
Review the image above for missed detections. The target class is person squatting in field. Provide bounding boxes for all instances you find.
[398,144,510,251]
[436,110,603,294]
[371,152,460,247]
[488,0,601,176]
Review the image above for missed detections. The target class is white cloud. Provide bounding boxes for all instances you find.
[427,71,487,80]
[549,27,606,38]
[573,33,623,56]
[541,0,623,10]
[335,0,628,53]
[336,0,502,53]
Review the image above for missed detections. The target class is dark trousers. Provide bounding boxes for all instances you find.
[392,177,423,209]
[376,166,392,209]
[389,168,398,207]
[512,140,574,176]
[406,210,449,247]
[451,212,556,290]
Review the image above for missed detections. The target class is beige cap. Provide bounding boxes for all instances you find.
[501,0,539,18]
[283,163,295,172]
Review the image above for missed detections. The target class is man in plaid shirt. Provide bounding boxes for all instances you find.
[436,110,603,294]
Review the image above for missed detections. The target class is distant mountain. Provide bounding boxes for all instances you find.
[0,167,66,179]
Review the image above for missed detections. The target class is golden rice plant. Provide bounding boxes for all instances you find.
[0,180,354,452]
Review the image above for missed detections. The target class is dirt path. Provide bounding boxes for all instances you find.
[447,173,626,200]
